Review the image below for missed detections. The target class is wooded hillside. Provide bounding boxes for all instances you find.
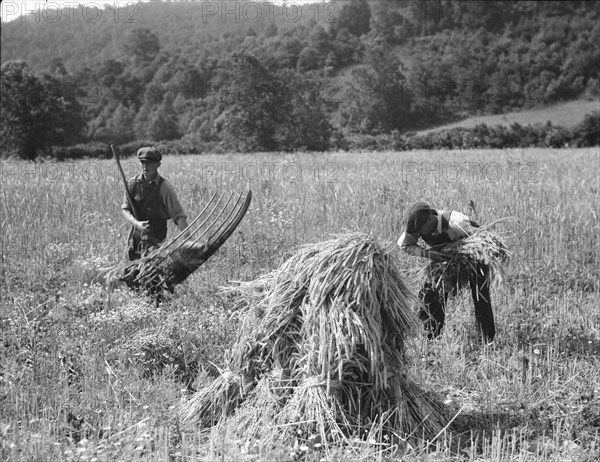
[2,1,598,158]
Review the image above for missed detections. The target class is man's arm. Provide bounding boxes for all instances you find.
[398,231,447,262]
[122,184,148,232]
[160,180,188,231]
[398,231,423,257]
[122,203,149,232]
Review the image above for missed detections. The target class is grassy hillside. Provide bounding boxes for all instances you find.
[416,99,600,135]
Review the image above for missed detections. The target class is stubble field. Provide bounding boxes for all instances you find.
[1,148,599,461]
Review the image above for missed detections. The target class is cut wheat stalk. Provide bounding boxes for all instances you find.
[181,233,451,452]
[422,225,511,293]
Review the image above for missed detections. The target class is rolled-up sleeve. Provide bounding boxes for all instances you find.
[160,180,187,222]
[398,231,424,257]
[447,211,474,241]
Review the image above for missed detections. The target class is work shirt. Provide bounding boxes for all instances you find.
[397,210,476,258]
[122,174,187,223]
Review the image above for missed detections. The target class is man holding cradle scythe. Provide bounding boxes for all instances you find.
[118,147,189,261]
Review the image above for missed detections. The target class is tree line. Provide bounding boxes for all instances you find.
[1,0,599,159]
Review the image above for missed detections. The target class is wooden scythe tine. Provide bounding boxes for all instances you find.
[158,192,223,255]
[189,192,236,247]
[166,191,252,286]
[204,192,248,246]
[193,190,252,260]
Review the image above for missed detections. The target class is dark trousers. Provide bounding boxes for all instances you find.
[125,232,165,304]
[127,228,160,262]
[127,239,159,261]
[418,264,495,342]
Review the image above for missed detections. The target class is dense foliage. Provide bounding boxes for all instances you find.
[1,0,599,158]
[0,61,86,159]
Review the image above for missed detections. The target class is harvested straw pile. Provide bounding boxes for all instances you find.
[181,233,450,449]
[99,191,251,294]
[426,226,511,293]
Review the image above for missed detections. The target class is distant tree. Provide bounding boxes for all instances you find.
[1,61,86,159]
[297,47,321,72]
[169,66,206,98]
[108,104,136,145]
[216,52,281,151]
[148,95,180,141]
[214,55,332,152]
[133,103,153,140]
[144,83,165,106]
[574,111,600,147]
[333,0,371,37]
[309,25,333,56]
[117,74,145,109]
[264,23,278,38]
[333,28,363,67]
[369,0,412,44]
[339,44,413,134]
[274,71,332,151]
[48,57,68,77]
[97,59,124,87]
[123,28,160,63]
[273,37,304,69]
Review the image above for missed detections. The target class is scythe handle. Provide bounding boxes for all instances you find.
[111,144,140,221]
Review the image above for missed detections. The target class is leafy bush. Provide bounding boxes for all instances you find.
[116,140,155,158]
[573,111,600,147]
[52,142,111,160]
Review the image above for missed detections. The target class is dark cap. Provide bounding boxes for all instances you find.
[403,201,431,234]
[137,147,162,163]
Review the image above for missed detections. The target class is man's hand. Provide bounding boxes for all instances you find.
[136,220,151,232]
[175,217,189,232]
[427,250,447,263]
[175,217,191,239]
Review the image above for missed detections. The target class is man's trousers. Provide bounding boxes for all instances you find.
[418,263,495,342]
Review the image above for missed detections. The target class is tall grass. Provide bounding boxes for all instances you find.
[1,148,599,461]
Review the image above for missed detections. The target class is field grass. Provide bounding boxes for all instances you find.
[1,148,599,461]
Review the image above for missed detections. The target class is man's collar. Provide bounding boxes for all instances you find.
[139,173,161,185]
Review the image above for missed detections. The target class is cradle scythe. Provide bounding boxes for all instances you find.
[101,150,252,293]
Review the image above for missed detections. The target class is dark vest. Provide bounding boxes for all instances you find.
[128,174,167,244]
[420,210,480,247]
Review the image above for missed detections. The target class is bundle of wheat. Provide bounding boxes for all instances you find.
[425,226,511,293]
[180,369,251,427]
[99,191,252,294]
[181,233,450,451]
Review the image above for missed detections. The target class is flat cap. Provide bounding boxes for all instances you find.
[137,147,162,162]
[403,201,431,234]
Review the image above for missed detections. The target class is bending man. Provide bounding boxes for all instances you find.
[398,201,495,344]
